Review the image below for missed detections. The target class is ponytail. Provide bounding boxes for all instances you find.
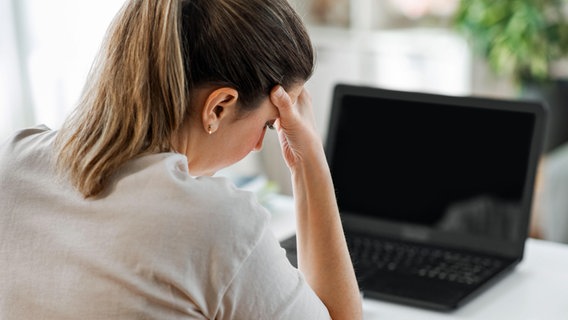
[56,0,187,197]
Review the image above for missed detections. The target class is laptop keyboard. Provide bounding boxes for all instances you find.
[346,233,505,286]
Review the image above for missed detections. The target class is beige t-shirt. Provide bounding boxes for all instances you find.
[0,125,330,319]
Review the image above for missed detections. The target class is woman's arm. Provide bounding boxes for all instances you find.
[270,85,362,320]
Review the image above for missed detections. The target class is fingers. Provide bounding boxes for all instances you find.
[270,85,311,119]
[296,87,311,106]
[270,85,293,112]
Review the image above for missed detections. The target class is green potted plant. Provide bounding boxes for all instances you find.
[452,0,568,152]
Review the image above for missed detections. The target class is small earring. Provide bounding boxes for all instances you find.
[207,124,212,135]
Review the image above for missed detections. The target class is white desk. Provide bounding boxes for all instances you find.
[266,195,568,320]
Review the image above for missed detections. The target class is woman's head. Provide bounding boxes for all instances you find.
[181,0,314,111]
[56,0,315,198]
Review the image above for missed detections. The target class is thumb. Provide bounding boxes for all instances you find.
[270,85,292,111]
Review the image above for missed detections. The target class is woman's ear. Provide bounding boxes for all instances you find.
[201,87,238,134]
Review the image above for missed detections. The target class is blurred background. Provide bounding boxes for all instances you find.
[2,0,568,243]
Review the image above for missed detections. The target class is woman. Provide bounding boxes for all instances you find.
[0,0,361,319]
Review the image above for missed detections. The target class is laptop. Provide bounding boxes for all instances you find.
[280,83,547,311]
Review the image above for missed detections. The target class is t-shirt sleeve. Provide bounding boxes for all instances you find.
[214,229,331,320]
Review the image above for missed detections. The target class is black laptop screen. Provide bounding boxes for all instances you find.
[327,87,540,246]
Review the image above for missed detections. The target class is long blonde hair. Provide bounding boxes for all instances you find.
[56,0,314,198]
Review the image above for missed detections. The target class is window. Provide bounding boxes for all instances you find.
[0,0,123,138]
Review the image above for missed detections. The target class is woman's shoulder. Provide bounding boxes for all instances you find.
[0,124,57,171]
[110,153,273,279]
[1,124,54,149]
[112,152,271,237]
[119,153,261,203]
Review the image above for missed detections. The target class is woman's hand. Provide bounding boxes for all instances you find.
[269,85,323,169]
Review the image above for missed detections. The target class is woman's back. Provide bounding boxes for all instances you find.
[0,126,329,319]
